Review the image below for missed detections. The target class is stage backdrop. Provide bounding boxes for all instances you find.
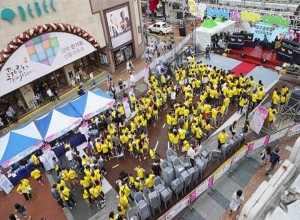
[106,5,132,49]
[0,32,96,96]
[252,22,289,42]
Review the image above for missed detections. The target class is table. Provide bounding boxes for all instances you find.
[69,133,86,148]
[8,162,35,186]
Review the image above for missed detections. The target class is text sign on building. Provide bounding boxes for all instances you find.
[0,32,96,96]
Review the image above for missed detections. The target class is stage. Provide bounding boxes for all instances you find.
[227,45,283,70]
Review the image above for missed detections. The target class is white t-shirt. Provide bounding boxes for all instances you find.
[65,150,74,161]
[187,148,196,159]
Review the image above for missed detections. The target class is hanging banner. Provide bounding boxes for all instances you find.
[240,10,261,23]
[0,174,14,194]
[163,196,190,220]
[252,22,289,42]
[206,7,229,19]
[262,14,290,28]
[250,105,269,134]
[268,127,289,143]
[188,0,206,19]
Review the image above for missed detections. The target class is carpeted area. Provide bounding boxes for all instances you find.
[231,62,256,76]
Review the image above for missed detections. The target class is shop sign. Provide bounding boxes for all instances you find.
[262,14,290,28]
[188,0,206,19]
[0,32,96,97]
[240,10,261,23]
[206,7,229,19]
[0,0,56,24]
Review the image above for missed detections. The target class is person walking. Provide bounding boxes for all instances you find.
[16,179,32,202]
[260,146,272,166]
[229,190,244,214]
[59,185,76,209]
[30,168,45,186]
[205,45,211,60]
[15,203,32,220]
[217,130,228,150]
[65,148,76,169]
[229,121,237,137]
[265,148,281,176]
[187,145,196,167]
[51,184,65,209]
[90,72,96,87]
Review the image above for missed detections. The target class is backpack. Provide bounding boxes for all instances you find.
[270,152,279,164]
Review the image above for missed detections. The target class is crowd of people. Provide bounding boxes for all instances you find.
[9,51,289,220]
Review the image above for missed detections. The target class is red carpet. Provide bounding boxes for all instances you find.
[231,62,256,76]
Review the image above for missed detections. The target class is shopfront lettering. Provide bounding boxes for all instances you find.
[61,40,85,60]
[262,14,290,28]
[240,10,261,23]
[206,7,229,19]
[0,0,56,24]
[5,64,33,83]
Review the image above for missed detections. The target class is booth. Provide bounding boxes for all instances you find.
[70,89,115,120]
[196,20,235,51]
[35,103,82,142]
[0,122,43,168]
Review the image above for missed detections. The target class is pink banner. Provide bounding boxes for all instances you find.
[189,190,197,202]
[208,176,214,187]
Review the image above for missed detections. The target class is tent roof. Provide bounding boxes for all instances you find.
[35,104,81,139]
[201,19,217,28]
[70,89,114,119]
[0,122,42,164]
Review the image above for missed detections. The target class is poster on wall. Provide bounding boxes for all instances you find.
[0,32,96,96]
[106,5,132,49]
[252,22,290,42]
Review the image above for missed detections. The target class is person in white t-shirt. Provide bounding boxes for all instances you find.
[187,145,196,167]
[65,148,76,169]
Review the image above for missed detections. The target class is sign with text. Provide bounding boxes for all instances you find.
[252,23,288,42]
[0,32,96,96]
[206,8,229,19]
[188,0,206,19]
[250,105,269,134]
[0,174,13,194]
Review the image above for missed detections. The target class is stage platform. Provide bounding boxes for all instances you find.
[227,45,283,70]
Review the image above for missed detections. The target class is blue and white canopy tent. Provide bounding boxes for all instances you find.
[0,122,43,168]
[70,89,115,120]
[35,103,82,142]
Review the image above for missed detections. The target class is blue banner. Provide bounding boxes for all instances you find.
[252,23,288,42]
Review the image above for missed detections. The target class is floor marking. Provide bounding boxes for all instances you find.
[163,123,166,128]
[154,141,160,151]
[112,164,119,169]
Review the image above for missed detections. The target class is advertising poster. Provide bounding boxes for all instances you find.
[106,5,132,49]
[39,150,57,171]
[0,174,14,194]
[250,105,269,134]
[195,180,208,197]
[0,32,96,96]
[252,22,289,42]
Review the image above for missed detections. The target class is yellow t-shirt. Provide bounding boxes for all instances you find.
[30,169,41,179]
[218,132,227,144]
[134,167,145,179]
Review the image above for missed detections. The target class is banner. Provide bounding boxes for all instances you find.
[231,145,247,167]
[247,135,269,152]
[122,97,132,118]
[0,32,96,96]
[287,123,300,137]
[206,7,229,19]
[163,196,190,220]
[250,105,269,134]
[252,22,289,42]
[0,174,14,194]
[213,158,232,181]
[188,0,206,19]
[39,150,57,171]
[268,127,289,143]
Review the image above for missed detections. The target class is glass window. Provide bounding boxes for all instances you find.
[115,50,126,66]
[124,44,133,61]
[114,43,134,66]
[99,52,109,66]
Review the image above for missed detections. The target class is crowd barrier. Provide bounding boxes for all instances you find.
[158,122,300,219]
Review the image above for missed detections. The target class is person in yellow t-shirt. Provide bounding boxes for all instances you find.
[145,173,156,191]
[60,185,76,208]
[268,109,277,127]
[134,166,145,180]
[68,169,77,189]
[82,188,91,207]
[30,168,44,186]
[31,153,43,172]
[183,140,190,153]
[211,107,218,128]
[17,179,32,201]
[218,130,228,149]
[119,191,130,210]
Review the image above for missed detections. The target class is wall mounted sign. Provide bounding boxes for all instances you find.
[252,22,289,42]
[0,0,56,24]
[188,0,207,19]
[0,32,96,96]
[206,7,229,19]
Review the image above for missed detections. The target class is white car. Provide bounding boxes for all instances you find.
[148,22,173,34]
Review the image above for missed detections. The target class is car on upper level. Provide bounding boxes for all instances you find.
[147,22,173,35]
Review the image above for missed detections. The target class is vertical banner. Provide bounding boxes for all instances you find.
[0,174,14,194]
[39,150,57,171]
[122,97,132,118]
[208,176,214,187]
[189,190,197,202]
[250,105,269,134]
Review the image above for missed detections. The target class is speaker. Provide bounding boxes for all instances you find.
[177,11,183,19]
[228,35,244,43]
[279,45,294,57]
[179,26,186,37]
[293,49,300,65]
[244,33,254,41]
